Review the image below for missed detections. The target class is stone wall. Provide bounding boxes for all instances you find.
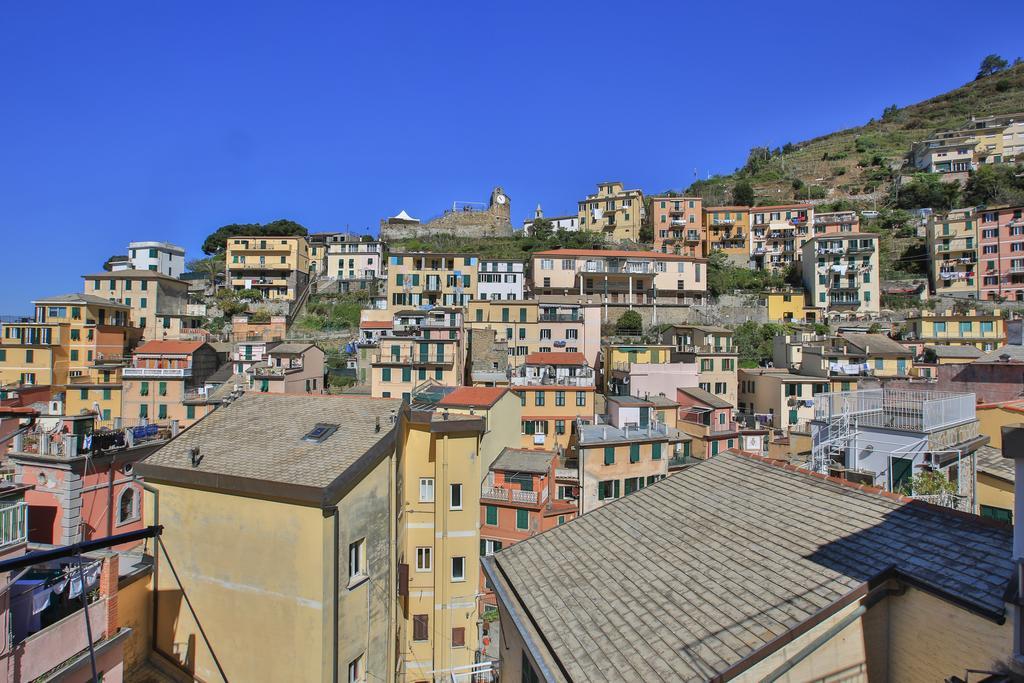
[380,209,514,240]
[590,294,768,328]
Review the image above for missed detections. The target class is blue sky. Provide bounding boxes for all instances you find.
[2,0,1022,310]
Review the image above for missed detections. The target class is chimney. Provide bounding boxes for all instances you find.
[1001,424,1024,668]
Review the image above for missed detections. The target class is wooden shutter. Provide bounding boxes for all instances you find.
[613,480,620,498]
[452,627,466,647]
[413,614,429,641]
[397,563,409,598]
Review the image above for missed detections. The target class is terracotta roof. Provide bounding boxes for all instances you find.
[437,386,508,408]
[360,321,393,329]
[524,352,587,366]
[532,249,705,262]
[134,340,207,355]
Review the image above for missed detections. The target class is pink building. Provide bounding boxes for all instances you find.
[978,206,1024,301]
[248,342,326,394]
[648,196,703,256]
[623,361,699,398]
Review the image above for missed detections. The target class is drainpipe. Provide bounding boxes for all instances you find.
[133,476,160,654]
[1001,424,1024,671]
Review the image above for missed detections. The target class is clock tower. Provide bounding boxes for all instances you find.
[488,186,511,223]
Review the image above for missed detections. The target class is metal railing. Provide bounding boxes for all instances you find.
[813,389,975,432]
[123,367,192,378]
[0,502,27,548]
[538,313,581,322]
[372,353,457,365]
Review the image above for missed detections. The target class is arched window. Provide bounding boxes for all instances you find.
[118,487,138,525]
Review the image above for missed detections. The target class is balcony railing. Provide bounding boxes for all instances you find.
[0,502,27,548]
[480,486,548,505]
[675,344,735,354]
[252,364,302,377]
[813,389,975,433]
[509,373,594,387]
[91,355,128,367]
[539,312,581,322]
[373,353,456,365]
[123,367,192,378]
[579,263,656,275]
[229,262,293,271]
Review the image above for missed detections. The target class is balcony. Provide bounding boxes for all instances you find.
[480,486,548,505]
[579,262,655,275]
[711,219,736,227]
[814,388,975,433]
[0,502,27,548]
[123,366,192,378]
[373,353,456,365]
[829,298,861,307]
[252,364,303,377]
[675,344,735,354]
[229,262,293,271]
[91,354,128,368]
[538,312,581,322]
[509,369,594,387]
[670,219,686,227]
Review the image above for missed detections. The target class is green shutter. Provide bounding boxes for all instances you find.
[613,480,620,498]
[652,442,662,460]
[604,447,615,465]
[629,443,640,463]
[516,509,529,530]
[486,505,498,525]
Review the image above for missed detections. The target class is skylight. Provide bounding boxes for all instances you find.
[302,423,339,444]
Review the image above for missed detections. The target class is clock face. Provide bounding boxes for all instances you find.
[495,194,507,205]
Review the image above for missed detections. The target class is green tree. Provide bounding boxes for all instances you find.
[615,310,643,335]
[732,180,755,206]
[963,164,1024,206]
[896,174,960,211]
[741,147,771,175]
[976,54,1009,79]
[201,219,308,255]
[186,254,225,281]
[529,217,555,240]
[881,104,899,121]
[638,222,654,244]
[237,289,264,302]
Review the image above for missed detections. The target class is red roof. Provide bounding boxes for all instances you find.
[532,249,704,261]
[438,387,508,408]
[133,340,206,355]
[360,321,393,329]
[524,352,588,366]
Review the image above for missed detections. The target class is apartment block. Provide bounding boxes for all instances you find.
[764,288,820,323]
[576,181,645,242]
[648,195,703,255]
[510,352,595,450]
[570,395,691,514]
[247,342,325,394]
[798,333,915,385]
[396,387,520,682]
[703,206,750,264]
[84,269,192,340]
[912,132,977,175]
[903,309,1005,351]
[324,233,385,292]
[370,308,466,400]
[226,234,310,301]
[465,298,601,367]
[739,368,831,431]
[927,207,979,297]
[750,204,813,270]
[977,205,1024,301]
[479,447,577,609]
[912,112,1024,175]
[0,295,134,398]
[662,324,739,407]
[531,249,707,305]
[801,233,880,315]
[121,340,221,426]
[812,210,860,236]
[386,252,478,309]
[601,343,673,395]
[676,386,766,458]
[477,260,525,301]
[114,240,185,278]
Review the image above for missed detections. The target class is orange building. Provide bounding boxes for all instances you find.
[510,352,595,449]
[648,196,703,255]
[121,340,222,427]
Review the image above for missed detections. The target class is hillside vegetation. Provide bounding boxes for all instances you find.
[686,62,1024,206]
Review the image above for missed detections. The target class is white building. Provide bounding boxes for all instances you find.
[477,259,525,300]
[522,204,579,234]
[118,241,186,278]
[324,234,385,292]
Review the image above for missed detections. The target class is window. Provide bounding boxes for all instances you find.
[347,654,365,683]
[25,350,33,363]
[419,478,435,502]
[416,547,432,571]
[79,388,88,400]
[449,483,462,510]
[555,390,565,407]
[597,480,620,500]
[481,539,503,556]
[158,381,167,396]
[576,391,586,407]
[117,487,138,525]
[652,442,662,460]
[555,419,565,435]
[158,404,167,419]
[557,485,574,500]
[535,391,544,406]
[522,653,541,683]
[485,504,498,525]
[413,615,429,641]
[516,509,529,530]
[604,446,615,465]
[629,443,640,463]
[451,556,465,582]
[139,381,149,397]
[348,538,367,582]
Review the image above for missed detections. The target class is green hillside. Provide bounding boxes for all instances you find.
[685,61,1024,207]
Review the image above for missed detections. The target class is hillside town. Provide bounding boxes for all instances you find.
[5,28,1024,681]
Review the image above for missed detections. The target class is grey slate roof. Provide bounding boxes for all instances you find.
[33,293,131,309]
[976,445,1015,482]
[487,451,1012,682]
[975,344,1024,364]
[270,342,316,355]
[839,332,912,356]
[140,393,402,489]
[491,447,553,474]
[926,344,984,360]
[677,385,732,409]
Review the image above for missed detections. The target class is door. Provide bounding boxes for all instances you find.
[889,457,913,493]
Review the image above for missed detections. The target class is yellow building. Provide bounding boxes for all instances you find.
[764,289,820,323]
[904,309,1005,351]
[386,252,478,309]
[465,298,599,367]
[371,308,466,400]
[396,387,520,682]
[738,368,830,431]
[799,332,915,381]
[601,343,673,394]
[926,207,978,297]
[136,393,402,683]
[577,181,645,242]
[703,206,750,264]
[510,352,595,449]
[84,269,193,341]
[659,324,739,407]
[975,445,1013,523]
[801,233,881,315]
[226,234,311,301]
[0,295,136,413]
